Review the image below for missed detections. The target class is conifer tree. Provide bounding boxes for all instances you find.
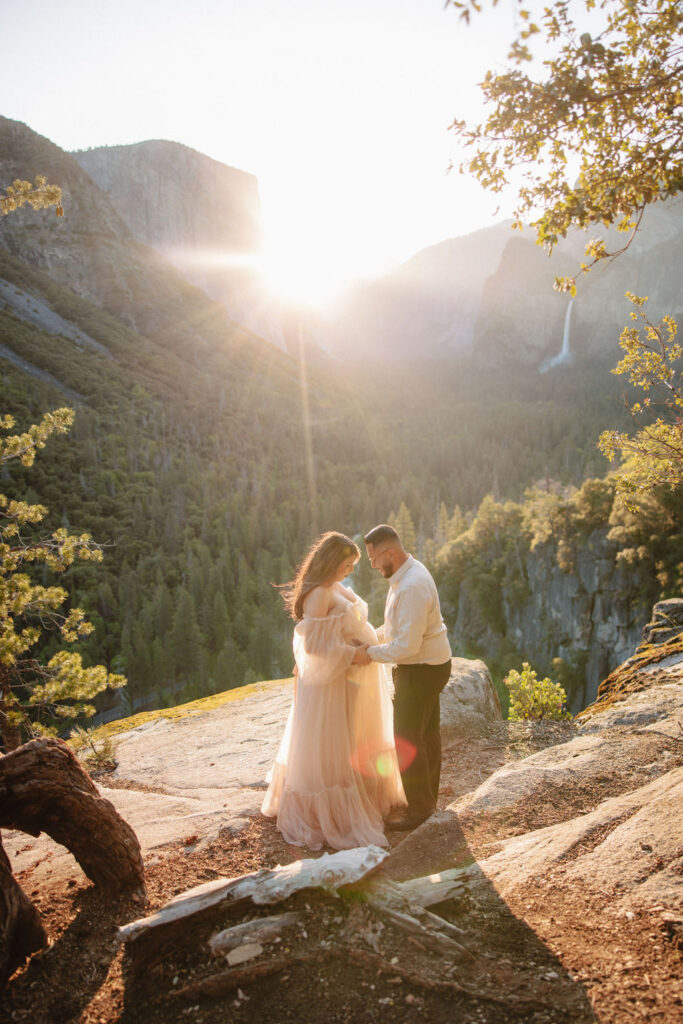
[390,502,417,553]
[0,409,124,750]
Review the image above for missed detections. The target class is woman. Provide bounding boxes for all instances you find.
[261,531,406,850]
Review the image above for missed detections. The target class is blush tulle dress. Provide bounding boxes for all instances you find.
[261,591,406,850]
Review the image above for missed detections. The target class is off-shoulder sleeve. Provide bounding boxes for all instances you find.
[293,614,357,686]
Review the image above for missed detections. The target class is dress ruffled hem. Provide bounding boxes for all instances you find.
[262,762,400,851]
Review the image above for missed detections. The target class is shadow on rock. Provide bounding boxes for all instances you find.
[0,886,138,1024]
[113,817,599,1024]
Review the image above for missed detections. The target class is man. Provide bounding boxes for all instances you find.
[353,524,452,831]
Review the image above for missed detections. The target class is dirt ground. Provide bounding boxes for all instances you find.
[2,723,681,1024]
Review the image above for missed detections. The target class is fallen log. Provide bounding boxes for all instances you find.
[357,877,477,959]
[119,845,388,974]
[209,912,300,957]
[398,864,478,908]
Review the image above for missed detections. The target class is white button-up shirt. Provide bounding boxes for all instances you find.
[366,555,452,666]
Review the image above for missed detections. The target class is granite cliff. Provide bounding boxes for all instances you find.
[73,141,261,254]
[452,525,652,711]
[473,200,683,370]
[72,139,289,351]
[0,117,239,342]
[328,198,683,368]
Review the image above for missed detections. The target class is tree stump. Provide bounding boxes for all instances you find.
[0,736,145,985]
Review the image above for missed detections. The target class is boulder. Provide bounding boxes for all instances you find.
[476,767,683,913]
[440,658,503,742]
[453,679,682,821]
[408,636,683,917]
[639,597,683,648]
[445,623,682,816]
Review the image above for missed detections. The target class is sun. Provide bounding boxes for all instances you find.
[255,186,395,312]
[257,223,373,311]
[259,239,343,310]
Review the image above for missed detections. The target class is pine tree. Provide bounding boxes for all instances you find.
[0,410,124,749]
[171,588,202,685]
[391,502,417,553]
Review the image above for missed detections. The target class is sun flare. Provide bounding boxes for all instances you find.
[259,239,344,309]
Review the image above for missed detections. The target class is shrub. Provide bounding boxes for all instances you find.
[504,662,571,721]
[69,726,117,771]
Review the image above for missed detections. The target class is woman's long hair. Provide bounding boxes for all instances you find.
[280,531,360,620]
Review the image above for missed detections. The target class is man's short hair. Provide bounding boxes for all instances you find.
[364,524,400,547]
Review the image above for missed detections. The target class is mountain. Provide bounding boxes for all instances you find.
[72,140,261,253]
[0,118,246,345]
[330,222,513,359]
[473,200,683,370]
[0,117,361,706]
[330,199,683,368]
[72,139,289,352]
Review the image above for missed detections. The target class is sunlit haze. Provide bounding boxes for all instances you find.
[3,0,527,308]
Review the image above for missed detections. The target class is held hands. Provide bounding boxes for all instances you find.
[352,644,372,667]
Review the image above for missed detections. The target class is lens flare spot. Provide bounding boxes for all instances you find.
[349,737,416,776]
[374,752,394,778]
[394,735,417,773]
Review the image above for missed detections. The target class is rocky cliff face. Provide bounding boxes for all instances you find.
[474,200,683,370]
[72,140,292,350]
[472,234,577,368]
[452,526,653,711]
[72,140,261,255]
[0,117,214,339]
[331,223,513,359]
[328,198,683,367]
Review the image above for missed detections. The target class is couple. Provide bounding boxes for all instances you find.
[261,524,452,850]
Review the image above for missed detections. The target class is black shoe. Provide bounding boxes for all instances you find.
[385,811,430,832]
[383,807,409,825]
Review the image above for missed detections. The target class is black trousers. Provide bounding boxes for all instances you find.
[392,660,452,819]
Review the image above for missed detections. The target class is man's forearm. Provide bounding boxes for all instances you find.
[366,636,420,664]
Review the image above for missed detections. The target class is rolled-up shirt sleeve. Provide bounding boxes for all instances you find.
[366,585,429,664]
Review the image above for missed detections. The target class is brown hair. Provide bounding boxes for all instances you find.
[280,531,360,620]
[364,523,400,547]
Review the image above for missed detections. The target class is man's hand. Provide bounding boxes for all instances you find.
[352,645,371,667]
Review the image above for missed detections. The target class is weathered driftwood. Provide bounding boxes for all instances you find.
[209,911,300,957]
[225,941,263,965]
[398,865,476,908]
[119,845,388,973]
[0,737,145,894]
[0,834,48,986]
[358,877,477,959]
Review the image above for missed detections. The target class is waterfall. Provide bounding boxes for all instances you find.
[541,298,574,372]
[560,297,573,359]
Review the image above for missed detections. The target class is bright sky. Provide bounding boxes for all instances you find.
[3,0,527,306]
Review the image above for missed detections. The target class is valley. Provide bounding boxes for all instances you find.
[1,115,681,723]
